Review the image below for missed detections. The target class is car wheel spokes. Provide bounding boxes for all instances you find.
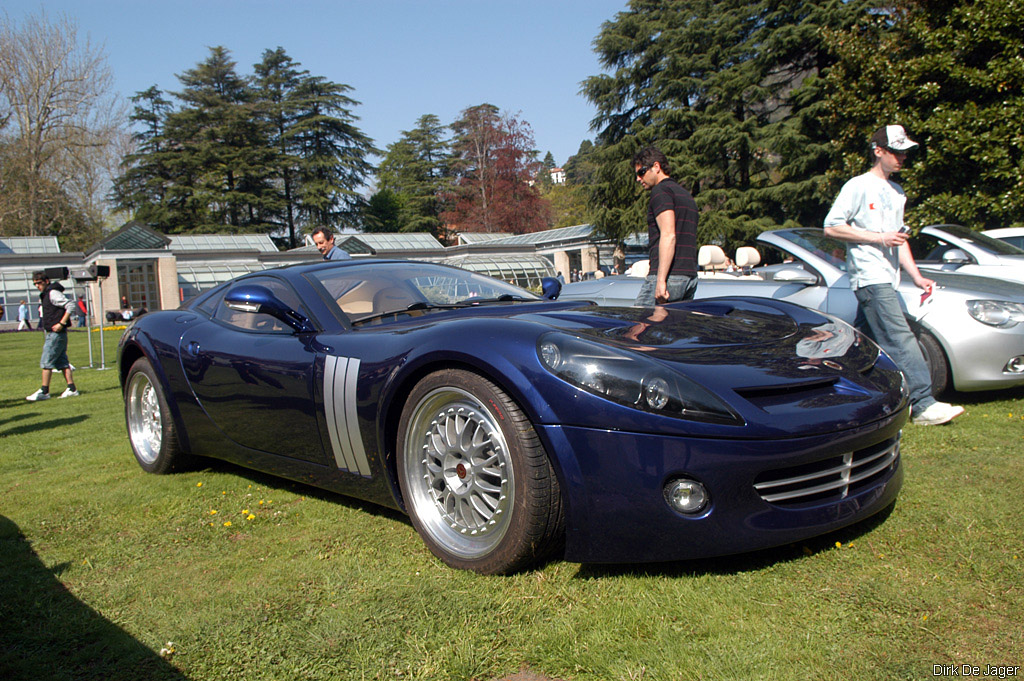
[128,373,161,464]
[407,389,513,558]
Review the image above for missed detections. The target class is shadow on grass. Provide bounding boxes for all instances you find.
[947,384,1024,406]
[0,515,190,681]
[573,502,896,579]
[0,414,91,438]
[195,457,411,526]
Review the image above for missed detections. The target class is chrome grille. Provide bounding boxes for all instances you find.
[753,436,900,507]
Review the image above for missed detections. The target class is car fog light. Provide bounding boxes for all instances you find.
[664,478,709,515]
[1006,356,1024,374]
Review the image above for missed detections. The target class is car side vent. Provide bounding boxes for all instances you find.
[753,436,900,508]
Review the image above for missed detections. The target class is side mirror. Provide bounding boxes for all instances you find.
[224,284,316,333]
[541,277,562,300]
[772,267,818,285]
[942,248,970,265]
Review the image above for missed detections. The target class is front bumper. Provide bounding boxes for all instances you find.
[538,411,906,564]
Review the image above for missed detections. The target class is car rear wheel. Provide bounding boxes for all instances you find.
[125,358,187,474]
[397,369,564,574]
[917,331,950,396]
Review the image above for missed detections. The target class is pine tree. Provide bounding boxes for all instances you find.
[582,0,877,252]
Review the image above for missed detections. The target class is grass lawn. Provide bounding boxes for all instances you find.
[1,327,1022,680]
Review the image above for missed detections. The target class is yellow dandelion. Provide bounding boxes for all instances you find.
[209,509,218,515]
[196,482,203,487]
[835,541,842,549]
[247,514,256,521]
[223,521,232,527]
[259,500,264,505]
[242,509,249,515]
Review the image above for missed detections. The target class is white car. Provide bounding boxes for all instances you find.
[910,224,1024,283]
[981,227,1024,251]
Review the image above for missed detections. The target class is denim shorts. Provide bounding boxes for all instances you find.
[40,331,71,370]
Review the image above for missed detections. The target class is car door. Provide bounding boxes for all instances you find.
[179,275,328,464]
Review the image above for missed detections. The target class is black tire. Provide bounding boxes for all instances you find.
[397,369,564,574]
[124,358,187,474]
[917,331,950,396]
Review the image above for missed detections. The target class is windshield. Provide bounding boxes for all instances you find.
[774,229,849,271]
[307,262,541,323]
[926,224,1024,256]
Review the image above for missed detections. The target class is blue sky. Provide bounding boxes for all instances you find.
[7,0,628,170]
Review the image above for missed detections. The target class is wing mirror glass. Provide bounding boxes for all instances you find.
[224,284,315,333]
[942,248,970,264]
[772,267,818,285]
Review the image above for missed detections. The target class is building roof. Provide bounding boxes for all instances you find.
[169,234,278,252]
[88,221,171,253]
[0,236,62,255]
[483,223,597,247]
[339,233,445,252]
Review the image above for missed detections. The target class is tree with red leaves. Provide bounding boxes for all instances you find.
[443,104,549,234]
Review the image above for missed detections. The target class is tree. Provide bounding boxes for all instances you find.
[288,74,376,231]
[112,47,375,238]
[252,47,307,247]
[0,11,123,248]
[823,0,1024,229]
[581,0,878,253]
[376,114,449,236]
[443,104,549,234]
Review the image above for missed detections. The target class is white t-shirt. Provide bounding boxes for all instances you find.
[823,172,907,289]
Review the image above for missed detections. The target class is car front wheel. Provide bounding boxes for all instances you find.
[397,369,564,574]
[125,358,187,474]
[917,331,950,396]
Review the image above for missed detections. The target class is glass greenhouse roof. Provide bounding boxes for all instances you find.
[170,234,278,252]
[0,236,61,254]
[484,223,595,246]
[341,233,444,251]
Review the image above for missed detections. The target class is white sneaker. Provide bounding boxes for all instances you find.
[26,389,51,402]
[59,388,80,398]
[912,401,965,426]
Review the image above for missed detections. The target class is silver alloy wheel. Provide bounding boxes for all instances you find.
[126,371,162,465]
[402,386,514,559]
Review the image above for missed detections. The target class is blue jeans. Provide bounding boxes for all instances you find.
[634,274,697,307]
[854,284,935,414]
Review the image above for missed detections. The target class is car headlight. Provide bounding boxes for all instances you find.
[966,300,1024,328]
[537,333,742,425]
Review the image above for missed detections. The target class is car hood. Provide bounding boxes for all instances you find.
[532,298,801,350]
[520,297,883,380]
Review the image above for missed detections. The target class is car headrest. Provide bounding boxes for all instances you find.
[735,246,761,269]
[698,245,728,270]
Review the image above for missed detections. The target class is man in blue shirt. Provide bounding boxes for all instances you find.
[311,227,352,261]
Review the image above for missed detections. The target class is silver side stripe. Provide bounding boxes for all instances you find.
[323,355,372,478]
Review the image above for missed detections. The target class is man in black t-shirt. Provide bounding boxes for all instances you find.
[632,146,699,306]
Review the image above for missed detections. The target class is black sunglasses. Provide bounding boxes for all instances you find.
[636,164,651,178]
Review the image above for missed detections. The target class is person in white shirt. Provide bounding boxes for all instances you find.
[824,125,963,426]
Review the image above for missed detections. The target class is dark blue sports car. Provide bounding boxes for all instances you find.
[119,260,907,574]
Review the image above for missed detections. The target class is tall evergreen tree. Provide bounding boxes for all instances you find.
[582,0,878,252]
[168,46,277,232]
[376,114,449,236]
[290,75,376,230]
[823,0,1024,229]
[111,86,175,228]
[252,47,306,247]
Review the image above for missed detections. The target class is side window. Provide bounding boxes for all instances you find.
[213,276,308,333]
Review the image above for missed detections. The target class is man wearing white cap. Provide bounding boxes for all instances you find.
[824,125,964,426]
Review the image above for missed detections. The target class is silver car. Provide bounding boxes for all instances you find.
[557,228,1024,394]
[911,224,1024,283]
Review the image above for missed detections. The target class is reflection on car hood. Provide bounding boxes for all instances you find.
[534,299,800,350]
